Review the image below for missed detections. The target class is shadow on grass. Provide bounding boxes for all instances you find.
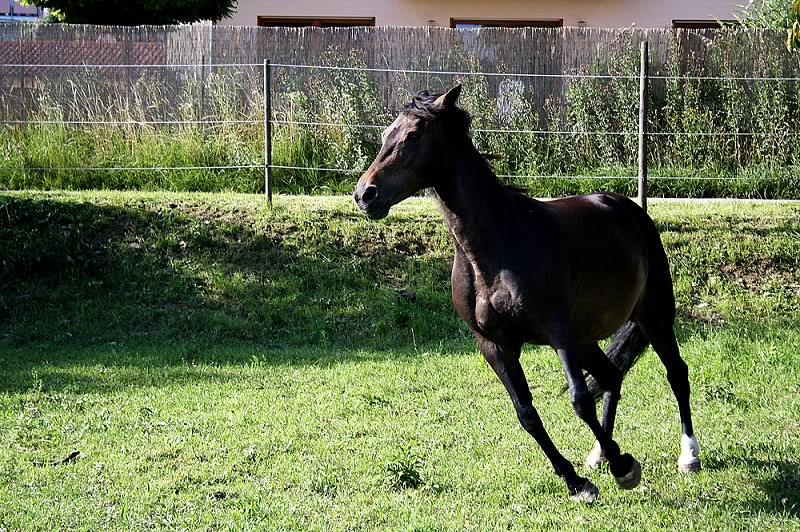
[0,193,479,392]
[0,194,465,352]
[3,194,799,524]
[1,194,797,389]
[0,340,477,394]
[702,455,800,519]
[656,214,800,238]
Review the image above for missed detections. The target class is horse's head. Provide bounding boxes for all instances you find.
[354,84,465,219]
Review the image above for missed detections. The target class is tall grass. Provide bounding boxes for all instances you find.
[2,37,800,198]
[1,68,264,192]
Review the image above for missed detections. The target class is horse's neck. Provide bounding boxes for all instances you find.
[433,142,519,275]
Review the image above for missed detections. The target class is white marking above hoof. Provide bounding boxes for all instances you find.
[678,434,701,474]
[678,459,701,474]
[614,457,642,490]
[570,480,599,504]
[585,440,607,470]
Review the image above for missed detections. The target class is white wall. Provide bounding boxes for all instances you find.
[221,0,739,28]
[5,1,40,16]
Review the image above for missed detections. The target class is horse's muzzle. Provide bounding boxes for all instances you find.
[354,184,388,219]
[357,200,390,220]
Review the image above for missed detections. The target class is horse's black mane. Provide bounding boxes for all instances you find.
[402,90,472,133]
[404,90,529,196]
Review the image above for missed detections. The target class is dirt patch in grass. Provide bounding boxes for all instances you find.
[721,258,800,295]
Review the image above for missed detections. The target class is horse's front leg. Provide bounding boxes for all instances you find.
[475,333,599,503]
[555,340,641,490]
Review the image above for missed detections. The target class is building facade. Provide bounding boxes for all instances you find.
[221,0,740,28]
[1,1,43,22]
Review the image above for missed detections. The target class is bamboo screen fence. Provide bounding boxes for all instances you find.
[1,24,797,123]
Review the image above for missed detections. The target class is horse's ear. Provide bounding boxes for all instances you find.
[434,84,462,108]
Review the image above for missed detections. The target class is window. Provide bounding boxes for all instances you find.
[257,16,375,28]
[451,18,563,29]
[672,20,736,29]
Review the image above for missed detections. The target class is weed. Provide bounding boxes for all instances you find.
[308,471,339,498]
[386,442,425,490]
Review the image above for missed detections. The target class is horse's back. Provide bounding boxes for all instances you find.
[541,192,654,259]
[535,192,673,341]
[542,193,661,256]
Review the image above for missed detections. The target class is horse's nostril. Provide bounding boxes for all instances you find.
[361,185,378,203]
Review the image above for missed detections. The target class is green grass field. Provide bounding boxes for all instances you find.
[1,191,799,530]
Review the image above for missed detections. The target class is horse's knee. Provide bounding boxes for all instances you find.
[605,367,623,394]
[666,358,690,389]
[570,389,596,421]
[597,372,622,398]
[517,406,544,434]
[602,389,621,404]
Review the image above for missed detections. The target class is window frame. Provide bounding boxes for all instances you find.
[256,16,375,28]
[672,19,737,29]
[450,18,563,29]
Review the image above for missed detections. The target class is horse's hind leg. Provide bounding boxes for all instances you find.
[475,334,599,503]
[643,326,701,473]
[579,343,623,470]
[555,339,641,490]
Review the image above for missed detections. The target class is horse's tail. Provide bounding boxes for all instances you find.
[587,320,650,400]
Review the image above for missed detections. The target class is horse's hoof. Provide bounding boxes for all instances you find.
[678,434,701,473]
[614,456,642,490]
[570,480,599,504]
[585,440,607,470]
[678,458,701,474]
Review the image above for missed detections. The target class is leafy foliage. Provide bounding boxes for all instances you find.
[732,0,800,50]
[734,0,796,29]
[791,0,800,49]
[21,0,237,24]
[4,33,800,197]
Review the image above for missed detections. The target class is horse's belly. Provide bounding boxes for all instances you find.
[570,286,642,342]
[482,274,641,346]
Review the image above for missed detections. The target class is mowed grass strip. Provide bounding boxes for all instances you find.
[0,191,799,530]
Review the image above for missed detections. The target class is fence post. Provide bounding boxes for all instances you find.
[263,59,273,205]
[199,53,206,123]
[638,41,649,212]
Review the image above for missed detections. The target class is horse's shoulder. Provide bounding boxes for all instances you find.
[450,248,476,314]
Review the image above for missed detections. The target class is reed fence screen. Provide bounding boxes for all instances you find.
[1,24,799,198]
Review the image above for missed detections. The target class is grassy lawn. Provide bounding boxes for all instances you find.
[1,191,799,529]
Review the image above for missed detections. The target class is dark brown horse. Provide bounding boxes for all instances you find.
[353,85,700,503]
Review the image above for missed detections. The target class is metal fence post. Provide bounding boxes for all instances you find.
[199,53,206,123]
[263,59,273,205]
[638,41,649,212]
